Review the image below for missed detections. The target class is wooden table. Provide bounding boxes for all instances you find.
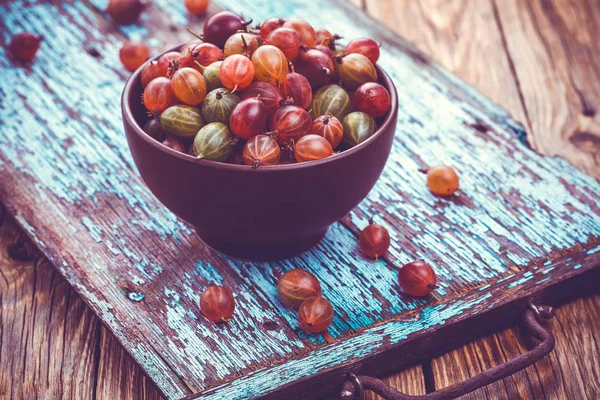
[1,0,599,399]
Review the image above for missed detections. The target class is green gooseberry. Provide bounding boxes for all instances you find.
[160,105,205,141]
[309,84,352,121]
[336,53,377,90]
[201,61,224,93]
[342,111,376,147]
[193,122,236,162]
[202,88,241,124]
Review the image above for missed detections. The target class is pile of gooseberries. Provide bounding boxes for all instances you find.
[132,11,392,167]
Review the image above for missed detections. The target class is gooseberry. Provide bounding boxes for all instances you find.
[193,122,236,161]
[337,53,377,90]
[426,165,459,197]
[277,269,322,310]
[230,98,268,140]
[345,37,380,65]
[182,41,222,68]
[358,219,390,259]
[200,61,224,92]
[298,296,334,333]
[119,41,149,72]
[314,44,335,62]
[156,51,183,76]
[9,32,43,61]
[203,11,250,48]
[220,54,255,92]
[160,105,205,141]
[224,32,260,58]
[239,81,286,114]
[143,77,178,116]
[342,111,376,147]
[200,285,235,322]
[242,135,281,168]
[171,67,207,105]
[269,105,312,145]
[283,18,317,48]
[162,136,186,153]
[267,28,302,61]
[294,134,333,163]
[284,72,312,110]
[315,28,333,47]
[142,119,166,142]
[260,17,286,40]
[353,82,391,118]
[398,261,437,297]
[310,113,343,148]
[141,61,163,88]
[295,49,334,88]
[251,45,288,87]
[202,88,240,124]
[106,0,146,24]
[309,84,352,120]
[184,0,209,15]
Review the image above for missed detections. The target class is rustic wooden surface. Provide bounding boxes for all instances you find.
[0,0,599,400]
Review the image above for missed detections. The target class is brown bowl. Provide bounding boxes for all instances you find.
[122,46,398,260]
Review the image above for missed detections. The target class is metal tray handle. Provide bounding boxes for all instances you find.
[340,302,555,400]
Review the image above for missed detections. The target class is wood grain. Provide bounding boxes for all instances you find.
[363,0,600,179]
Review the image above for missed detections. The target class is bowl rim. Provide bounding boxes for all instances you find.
[122,44,398,173]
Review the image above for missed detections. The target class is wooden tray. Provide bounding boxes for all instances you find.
[1,0,599,399]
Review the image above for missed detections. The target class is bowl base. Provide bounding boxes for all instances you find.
[195,228,328,261]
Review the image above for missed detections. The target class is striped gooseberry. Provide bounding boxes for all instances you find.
[310,113,343,148]
[336,53,377,90]
[156,51,183,76]
[239,81,286,114]
[298,296,334,333]
[193,122,236,161]
[283,18,317,48]
[342,111,376,147]
[160,105,205,141]
[251,45,288,87]
[141,61,163,88]
[220,54,255,92]
[182,40,222,68]
[398,261,437,297]
[277,269,322,310]
[345,37,380,65]
[242,135,281,168]
[284,72,312,110]
[260,17,286,40]
[143,77,178,116]
[295,48,334,88]
[224,32,260,58]
[294,134,333,163]
[267,27,302,61]
[353,82,391,118]
[200,285,235,323]
[202,88,240,124]
[199,61,223,92]
[309,84,352,120]
[269,105,312,145]
[358,219,390,259]
[315,28,334,47]
[229,98,268,140]
[171,67,207,105]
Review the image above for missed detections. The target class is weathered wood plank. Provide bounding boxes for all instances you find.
[431,294,600,399]
[1,0,599,399]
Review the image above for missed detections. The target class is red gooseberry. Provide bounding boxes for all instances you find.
[182,41,222,68]
[358,219,390,259]
[203,11,250,48]
[171,67,207,105]
[337,53,377,90]
[200,285,235,323]
[162,136,186,153]
[426,165,459,196]
[220,54,255,92]
[229,98,268,140]
[283,18,317,48]
[242,135,281,168]
[156,51,183,76]
[9,32,43,61]
[315,44,335,62]
[284,72,312,110]
[143,77,178,116]
[184,0,209,15]
[106,0,146,24]
[277,269,322,310]
[398,261,437,297]
[345,37,380,65]
[267,27,302,61]
[310,113,343,148]
[143,119,167,142]
[224,32,260,58]
[119,40,149,72]
[239,81,286,114]
[353,82,391,118]
[315,28,333,47]
[260,17,286,40]
[251,45,288,87]
[295,134,333,163]
[298,296,334,333]
[269,105,312,145]
[141,61,163,88]
[295,49,334,88]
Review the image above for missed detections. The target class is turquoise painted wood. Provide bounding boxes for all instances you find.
[0,0,599,399]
